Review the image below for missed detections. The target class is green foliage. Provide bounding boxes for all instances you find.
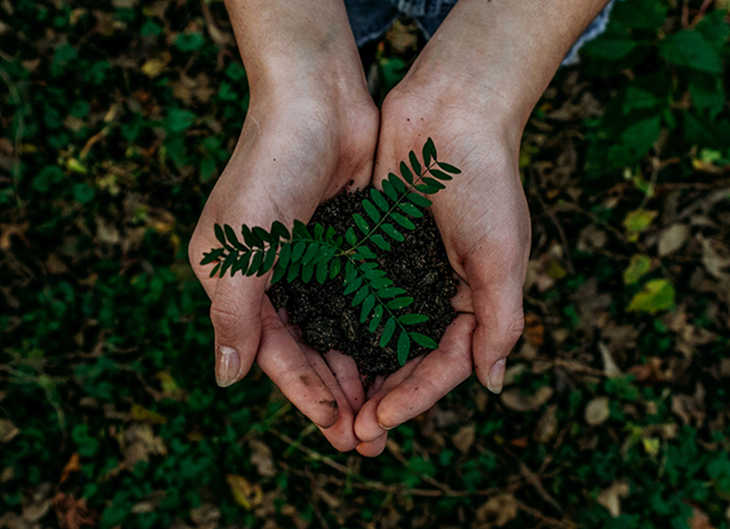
[202,138,455,366]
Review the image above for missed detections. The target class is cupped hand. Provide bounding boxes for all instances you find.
[189,89,379,451]
[353,86,532,455]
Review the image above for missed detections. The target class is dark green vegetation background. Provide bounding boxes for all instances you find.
[1,1,729,528]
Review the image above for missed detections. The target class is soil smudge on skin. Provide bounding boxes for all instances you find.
[268,187,458,386]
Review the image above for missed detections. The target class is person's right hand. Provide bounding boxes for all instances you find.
[189,89,379,450]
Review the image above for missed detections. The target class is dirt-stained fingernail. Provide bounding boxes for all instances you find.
[487,358,506,395]
[216,346,240,388]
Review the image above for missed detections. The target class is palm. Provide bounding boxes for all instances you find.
[190,96,378,451]
[354,94,531,454]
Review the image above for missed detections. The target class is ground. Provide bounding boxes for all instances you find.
[1,1,729,528]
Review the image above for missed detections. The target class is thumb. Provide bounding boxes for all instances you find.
[466,244,527,395]
[209,274,265,387]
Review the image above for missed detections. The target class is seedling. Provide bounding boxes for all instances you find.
[201,138,460,366]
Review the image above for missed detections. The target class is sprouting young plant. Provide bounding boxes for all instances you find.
[200,138,460,366]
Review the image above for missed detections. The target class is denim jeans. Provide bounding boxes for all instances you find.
[343,0,615,65]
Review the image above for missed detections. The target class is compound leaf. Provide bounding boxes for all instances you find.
[421,176,446,190]
[241,225,261,248]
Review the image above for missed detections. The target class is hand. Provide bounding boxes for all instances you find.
[353,84,531,456]
[189,87,379,451]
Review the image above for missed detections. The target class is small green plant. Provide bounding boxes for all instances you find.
[200,138,460,365]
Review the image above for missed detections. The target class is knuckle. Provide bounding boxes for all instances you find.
[503,307,526,346]
[209,302,243,329]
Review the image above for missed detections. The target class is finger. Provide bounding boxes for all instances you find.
[304,347,360,452]
[354,356,425,442]
[375,314,476,429]
[274,308,359,451]
[256,300,340,429]
[209,273,267,388]
[466,246,527,395]
[324,351,365,414]
[356,433,388,457]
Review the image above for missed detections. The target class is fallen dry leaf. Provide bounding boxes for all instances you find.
[597,480,630,518]
[249,439,275,477]
[474,494,519,527]
[500,386,553,412]
[452,424,476,454]
[0,222,29,251]
[226,474,263,510]
[585,397,611,426]
[534,404,558,443]
[0,418,19,443]
[59,453,80,484]
[51,492,97,529]
[658,224,690,256]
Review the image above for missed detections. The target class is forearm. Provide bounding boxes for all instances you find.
[403,0,611,131]
[223,0,367,98]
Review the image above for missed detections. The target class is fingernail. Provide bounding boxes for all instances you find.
[216,346,240,388]
[487,358,506,395]
[378,421,398,431]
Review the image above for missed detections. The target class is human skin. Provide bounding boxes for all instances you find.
[352,0,612,456]
[188,0,381,451]
[189,0,611,455]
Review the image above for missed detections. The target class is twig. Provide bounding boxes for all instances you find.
[385,439,456,494]
[273,429,516,498]
[528,174,575,275]
[515,500,572,529]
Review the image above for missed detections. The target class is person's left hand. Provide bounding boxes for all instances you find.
[353,83,532,456]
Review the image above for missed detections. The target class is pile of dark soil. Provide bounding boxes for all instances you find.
[268,187,458,384]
